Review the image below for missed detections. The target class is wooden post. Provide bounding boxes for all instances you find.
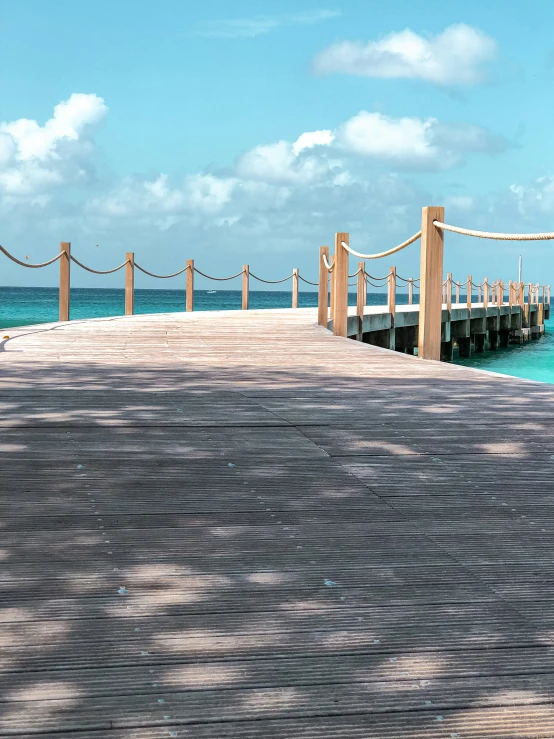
[186,259,194,312]
[418,207,444,361]
[333,232,349,337]
[541,284,545,305]
[59,242,70,322]
[467,276,472,311]
[388,266,396,350]
[408,278,414,305]
[356,261,365,340]
[292,268,299,309]
[318,246,330,326]
[478,285,482,304]
[446,273,452,312]
[125,252,134,316]
[483,278,489,309]
[519,281,525,308]
[509,280,513,307]
[330,246,336,323]
[455,281,460,304]
[242,265,249,310]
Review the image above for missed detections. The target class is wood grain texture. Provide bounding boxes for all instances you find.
[317,246,329,327]
[418,207,444,360]
[124,252,134,316]
[1,306,554,737]
[59,242,70,322]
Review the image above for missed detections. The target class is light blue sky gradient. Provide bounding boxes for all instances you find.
[0,0,553,288]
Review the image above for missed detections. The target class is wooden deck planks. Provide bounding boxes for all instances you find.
[2,307,554,736]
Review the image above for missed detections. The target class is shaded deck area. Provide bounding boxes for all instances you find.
[2,308,554,737]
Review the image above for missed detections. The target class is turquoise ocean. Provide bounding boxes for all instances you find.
[1,286,553,384]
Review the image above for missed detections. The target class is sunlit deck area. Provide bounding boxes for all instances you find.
[2,307,554,737]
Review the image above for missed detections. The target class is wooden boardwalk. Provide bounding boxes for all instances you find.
[2,307,554,737]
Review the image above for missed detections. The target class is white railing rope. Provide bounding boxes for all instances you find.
[322,254,334,271]
[434,221,554,241]
[340,230,421,260]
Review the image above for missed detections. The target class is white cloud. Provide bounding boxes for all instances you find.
[86,173,238,229]
[336,111,509,169]
[313,23,497,85]
[196,9,340,39]
[0,93,107,197]
[0,93,520,286]
[292,129,335,155]
[509,175,554,217]
[236,130,335,184]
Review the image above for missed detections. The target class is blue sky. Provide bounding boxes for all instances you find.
[1,0,553,288]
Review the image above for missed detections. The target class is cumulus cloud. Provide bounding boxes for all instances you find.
[0,93,517,283]
[79,109,509,235]
[336,111,510,169]
[236,130,336,183]
[86,173,238,230]
[509,176,554,218]
[313,23,497,85]
[0,93,107,197]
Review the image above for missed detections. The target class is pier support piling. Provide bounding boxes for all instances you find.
[474,333,485,353]
[458,336,471,358]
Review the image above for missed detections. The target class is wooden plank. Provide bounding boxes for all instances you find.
[1,306,554,737]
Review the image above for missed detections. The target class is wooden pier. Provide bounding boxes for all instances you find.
[3,307,554,737]
[336,301,550,359]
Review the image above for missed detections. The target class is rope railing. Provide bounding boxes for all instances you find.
[395,274,418,285]
[298,275,318,286]
[434,221,554,241]
[193,267,244,281]
[341,230,421,260]
[322,254,334,271]
[366,273,392,283]
[1,242,318,321]
[249,272,293,284]
[0,245,63,269]
[321,209,551,359]
[71,255,129,275]
[134,263,190,279]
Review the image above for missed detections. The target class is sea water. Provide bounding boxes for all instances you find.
[455,312,554,383]
[1,286,552,384]
[0,285,400,329]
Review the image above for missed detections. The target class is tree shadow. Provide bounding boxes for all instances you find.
[1,328,554,737]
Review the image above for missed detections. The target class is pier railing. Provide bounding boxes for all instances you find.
[1,204,552,362]
[0,244,318,322]
[320,206,552,360]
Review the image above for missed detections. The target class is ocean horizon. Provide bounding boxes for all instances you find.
[1,285,552,384]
